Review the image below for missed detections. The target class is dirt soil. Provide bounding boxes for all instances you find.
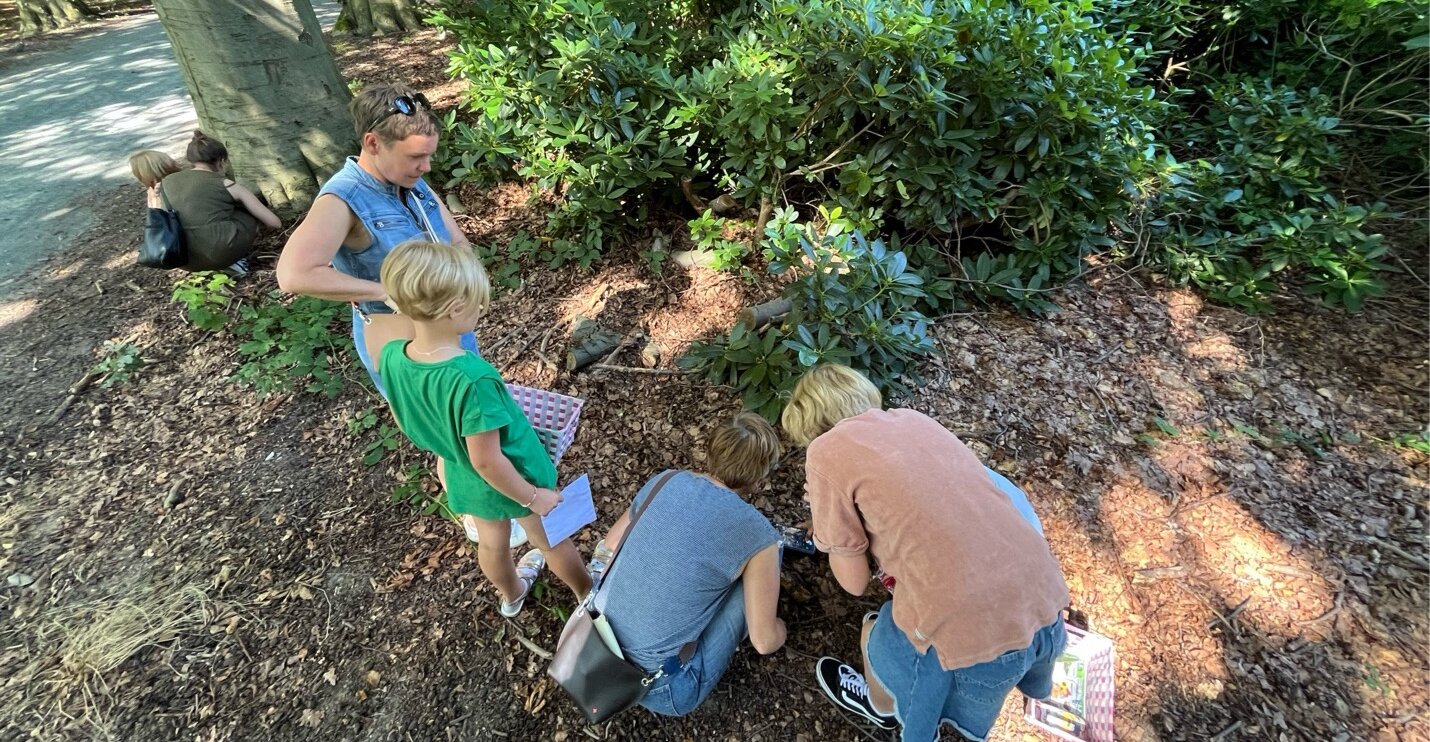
[2,26,1427,742]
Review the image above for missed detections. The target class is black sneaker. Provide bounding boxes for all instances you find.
[815,656,898,730]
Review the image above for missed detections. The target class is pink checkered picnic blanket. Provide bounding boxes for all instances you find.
[1025,623,1116,742]
[506,384,584,466]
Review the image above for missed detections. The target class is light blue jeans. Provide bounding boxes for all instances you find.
[351,307,479,400]
[639,581,749,716]
[868,601,1066,742]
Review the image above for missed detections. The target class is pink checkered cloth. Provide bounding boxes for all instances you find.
[1025,623,1116,742]
[506,384,584,466]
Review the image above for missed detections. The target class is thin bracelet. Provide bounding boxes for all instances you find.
[521,486,537,508]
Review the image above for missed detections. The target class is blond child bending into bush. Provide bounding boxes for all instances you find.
[378,240,591,615]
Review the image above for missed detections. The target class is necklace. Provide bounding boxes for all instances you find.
[409,345,463,357]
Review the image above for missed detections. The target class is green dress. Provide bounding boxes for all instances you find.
[378,342,555,519]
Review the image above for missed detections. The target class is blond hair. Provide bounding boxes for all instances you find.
[707,412,783,492]
[128,150,182,187]
[351,83,438,144]
[380,240,491,322]
[781,364,882,446]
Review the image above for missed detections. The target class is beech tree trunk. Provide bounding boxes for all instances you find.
[152,0,355,217]
[17,0,94,36]
[335,0,424,36]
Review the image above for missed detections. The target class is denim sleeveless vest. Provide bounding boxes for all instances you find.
[318,157,451,315]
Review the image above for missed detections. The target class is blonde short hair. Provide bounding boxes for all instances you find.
[781,364,882,446]
[707,412,783,492]
[380,240,491,322]
[128,150,182,187]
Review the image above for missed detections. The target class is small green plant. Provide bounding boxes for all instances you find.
[363,423,402,466]
[1229,418,1269,442]
[348,405,403,466]
[1152,417,1182,437]
[92,340,145,387]
[346,78,363,95]
[1276,427,1329,459]
[389,464,454,518]
[172,272,234,332]
[1364,662,1390,698]
[1391,430,1430,455]
[683,217,934,419]
[232,292,352,398]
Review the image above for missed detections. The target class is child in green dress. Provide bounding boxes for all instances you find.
[378,240,592,616]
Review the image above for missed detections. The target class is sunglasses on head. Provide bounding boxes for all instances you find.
[367,93,432,133]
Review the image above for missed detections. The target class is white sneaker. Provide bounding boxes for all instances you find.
[499,550,545,617]
[462,518,528,549]
[225,257,250,276]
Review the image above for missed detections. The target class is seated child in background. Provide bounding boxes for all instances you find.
[377,240,592,616]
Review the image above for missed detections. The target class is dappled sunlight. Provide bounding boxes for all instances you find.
[0,297,39,333]
[1159,289,1251,372]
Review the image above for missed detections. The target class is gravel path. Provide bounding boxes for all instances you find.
[0,3,338,293]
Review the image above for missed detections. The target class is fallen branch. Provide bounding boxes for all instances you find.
[567,327,622,372]
[1207,596,1252,631]
[737,298,793,329]
[47,370,102,425]
[511,630,553,660]
[591,364,684,375]
[594,330,643,374]
[1210,720,1244,742]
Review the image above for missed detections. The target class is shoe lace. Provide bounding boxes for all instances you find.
[837,664,870,699]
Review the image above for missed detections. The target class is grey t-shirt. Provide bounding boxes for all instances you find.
[593,470,780,671]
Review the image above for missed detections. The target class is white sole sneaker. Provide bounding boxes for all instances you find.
[499,550,546,617]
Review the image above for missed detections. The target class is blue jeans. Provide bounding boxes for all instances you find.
[351,307,479,400]
[867,600,1066,742]
[639,582,749,717]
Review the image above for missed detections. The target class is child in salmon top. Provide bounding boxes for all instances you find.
[377,239,591,616]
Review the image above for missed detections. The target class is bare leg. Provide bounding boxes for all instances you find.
[472,517,521,602]
[861,614,896,715]
[517,514,592,599]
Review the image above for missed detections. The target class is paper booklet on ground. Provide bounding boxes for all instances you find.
[541,474,596,545]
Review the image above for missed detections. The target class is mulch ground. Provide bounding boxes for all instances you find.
[1,24,1426,742]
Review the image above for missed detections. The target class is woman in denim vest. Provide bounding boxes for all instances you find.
[277,83,473,399]
[278,84,525,547]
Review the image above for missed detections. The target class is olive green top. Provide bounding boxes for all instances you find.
[161,169,257,270]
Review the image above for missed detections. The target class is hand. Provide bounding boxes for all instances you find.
[527,487,562,516]
[146,186,162,209]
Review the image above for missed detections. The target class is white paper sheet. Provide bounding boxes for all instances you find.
[540,474,596,544]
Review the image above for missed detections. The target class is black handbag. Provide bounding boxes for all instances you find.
[549,470,679,723]
[139,183,187,269]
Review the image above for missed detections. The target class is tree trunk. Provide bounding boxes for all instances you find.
[17,0,94,36]
[335,0,424,36]
[151,0,355,217]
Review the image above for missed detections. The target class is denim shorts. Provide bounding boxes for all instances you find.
[351,307,479,400]
[866,601,1066,742]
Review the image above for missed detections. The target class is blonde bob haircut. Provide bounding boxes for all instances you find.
[706,412,783,493]
[128,150,182,188]
[379,240,491,322]
[781,364,882,447]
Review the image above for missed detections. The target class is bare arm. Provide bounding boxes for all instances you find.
[741,544,787,654]
[275,194,386,303]
[465,429,562,516]
[829,551,872,596]
[227,182,281,230]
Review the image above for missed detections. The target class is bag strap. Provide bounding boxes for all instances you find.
[157,182,176,213]
[596,469,679,598]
